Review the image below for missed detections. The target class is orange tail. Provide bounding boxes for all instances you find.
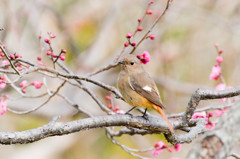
[153,105,174,133]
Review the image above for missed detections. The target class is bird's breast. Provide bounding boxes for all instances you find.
[117,73,154,108]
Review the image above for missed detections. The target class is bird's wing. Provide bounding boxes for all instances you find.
[129,72,165,109]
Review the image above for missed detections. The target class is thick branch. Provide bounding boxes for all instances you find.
[0,114,180,145]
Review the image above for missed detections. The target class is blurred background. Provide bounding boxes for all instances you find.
[0,0,240,158]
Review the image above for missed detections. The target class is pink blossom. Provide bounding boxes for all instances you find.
[152,149,163,156]
[209,64,221,80]
[136,51,151,64]
[205,122,216,130]
[155,141,166,148]
[191,111,207,120]
[216,56,223,63]
[171,157,180,159]
[2,60,9,66]
[174,144,182,151]
[0,82,6,89]
[19,80,28,88]
[216,83,225,90]
[215,108,228,117]
[0,99,7,115]
[32,81,42,89]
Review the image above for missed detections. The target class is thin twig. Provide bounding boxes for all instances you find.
[0,46,20,75]
[8,81,66,114]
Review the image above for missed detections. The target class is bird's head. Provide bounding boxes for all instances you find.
[118,55,143,73]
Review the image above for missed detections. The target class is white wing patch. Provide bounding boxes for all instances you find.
[128,77,135,90]
[143,85,152,92]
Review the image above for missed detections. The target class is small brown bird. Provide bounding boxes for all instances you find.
[117,55,174,133]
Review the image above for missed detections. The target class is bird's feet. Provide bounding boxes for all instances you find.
[140,108,148,120]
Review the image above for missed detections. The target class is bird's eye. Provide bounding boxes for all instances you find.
[130,62,134,65]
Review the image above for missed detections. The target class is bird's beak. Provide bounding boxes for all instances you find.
[118,61,124,64]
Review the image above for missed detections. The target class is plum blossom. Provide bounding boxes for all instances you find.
[174,144,182,151]
[32,81,42,89]
[152,141,167,156]
[20,80,28,88]
[191,111,207,120]
[137,51,151,64]
[0,76,7,89]
[0,98,7,115]
[209,64,221,80]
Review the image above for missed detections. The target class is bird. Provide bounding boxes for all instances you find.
[117,54,174,133]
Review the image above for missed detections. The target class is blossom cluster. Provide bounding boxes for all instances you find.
[38,32,67,66]
[152,141,182,156]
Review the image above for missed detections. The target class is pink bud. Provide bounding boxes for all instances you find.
[21,88,26,94]
[17,67,23,71]
[60,55,65,61]
[219,49,223,54]
[138,19,142,22]
[146,10,153,15]
[46,50,52,55]
[208,112,213,117]
[0,99,7,115]
[52,53,57,58]
[50,34,56,38]
[37,56,42,61]
[10,54,15,59]
[124,42,129,47]
[214,42,219,47]
[174,144,182,151]
[61,49,67,54]
[126,33,132,38]
[44,38,51,44]
[105,96,111,101]
[107,104,112,109]
[131,42,136,46]
[150,0,155,4]
[216,56,223,63]
[38,35,42,39]
[114,107,119,111]
[137,27,143,31]
[149,34,155,40]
